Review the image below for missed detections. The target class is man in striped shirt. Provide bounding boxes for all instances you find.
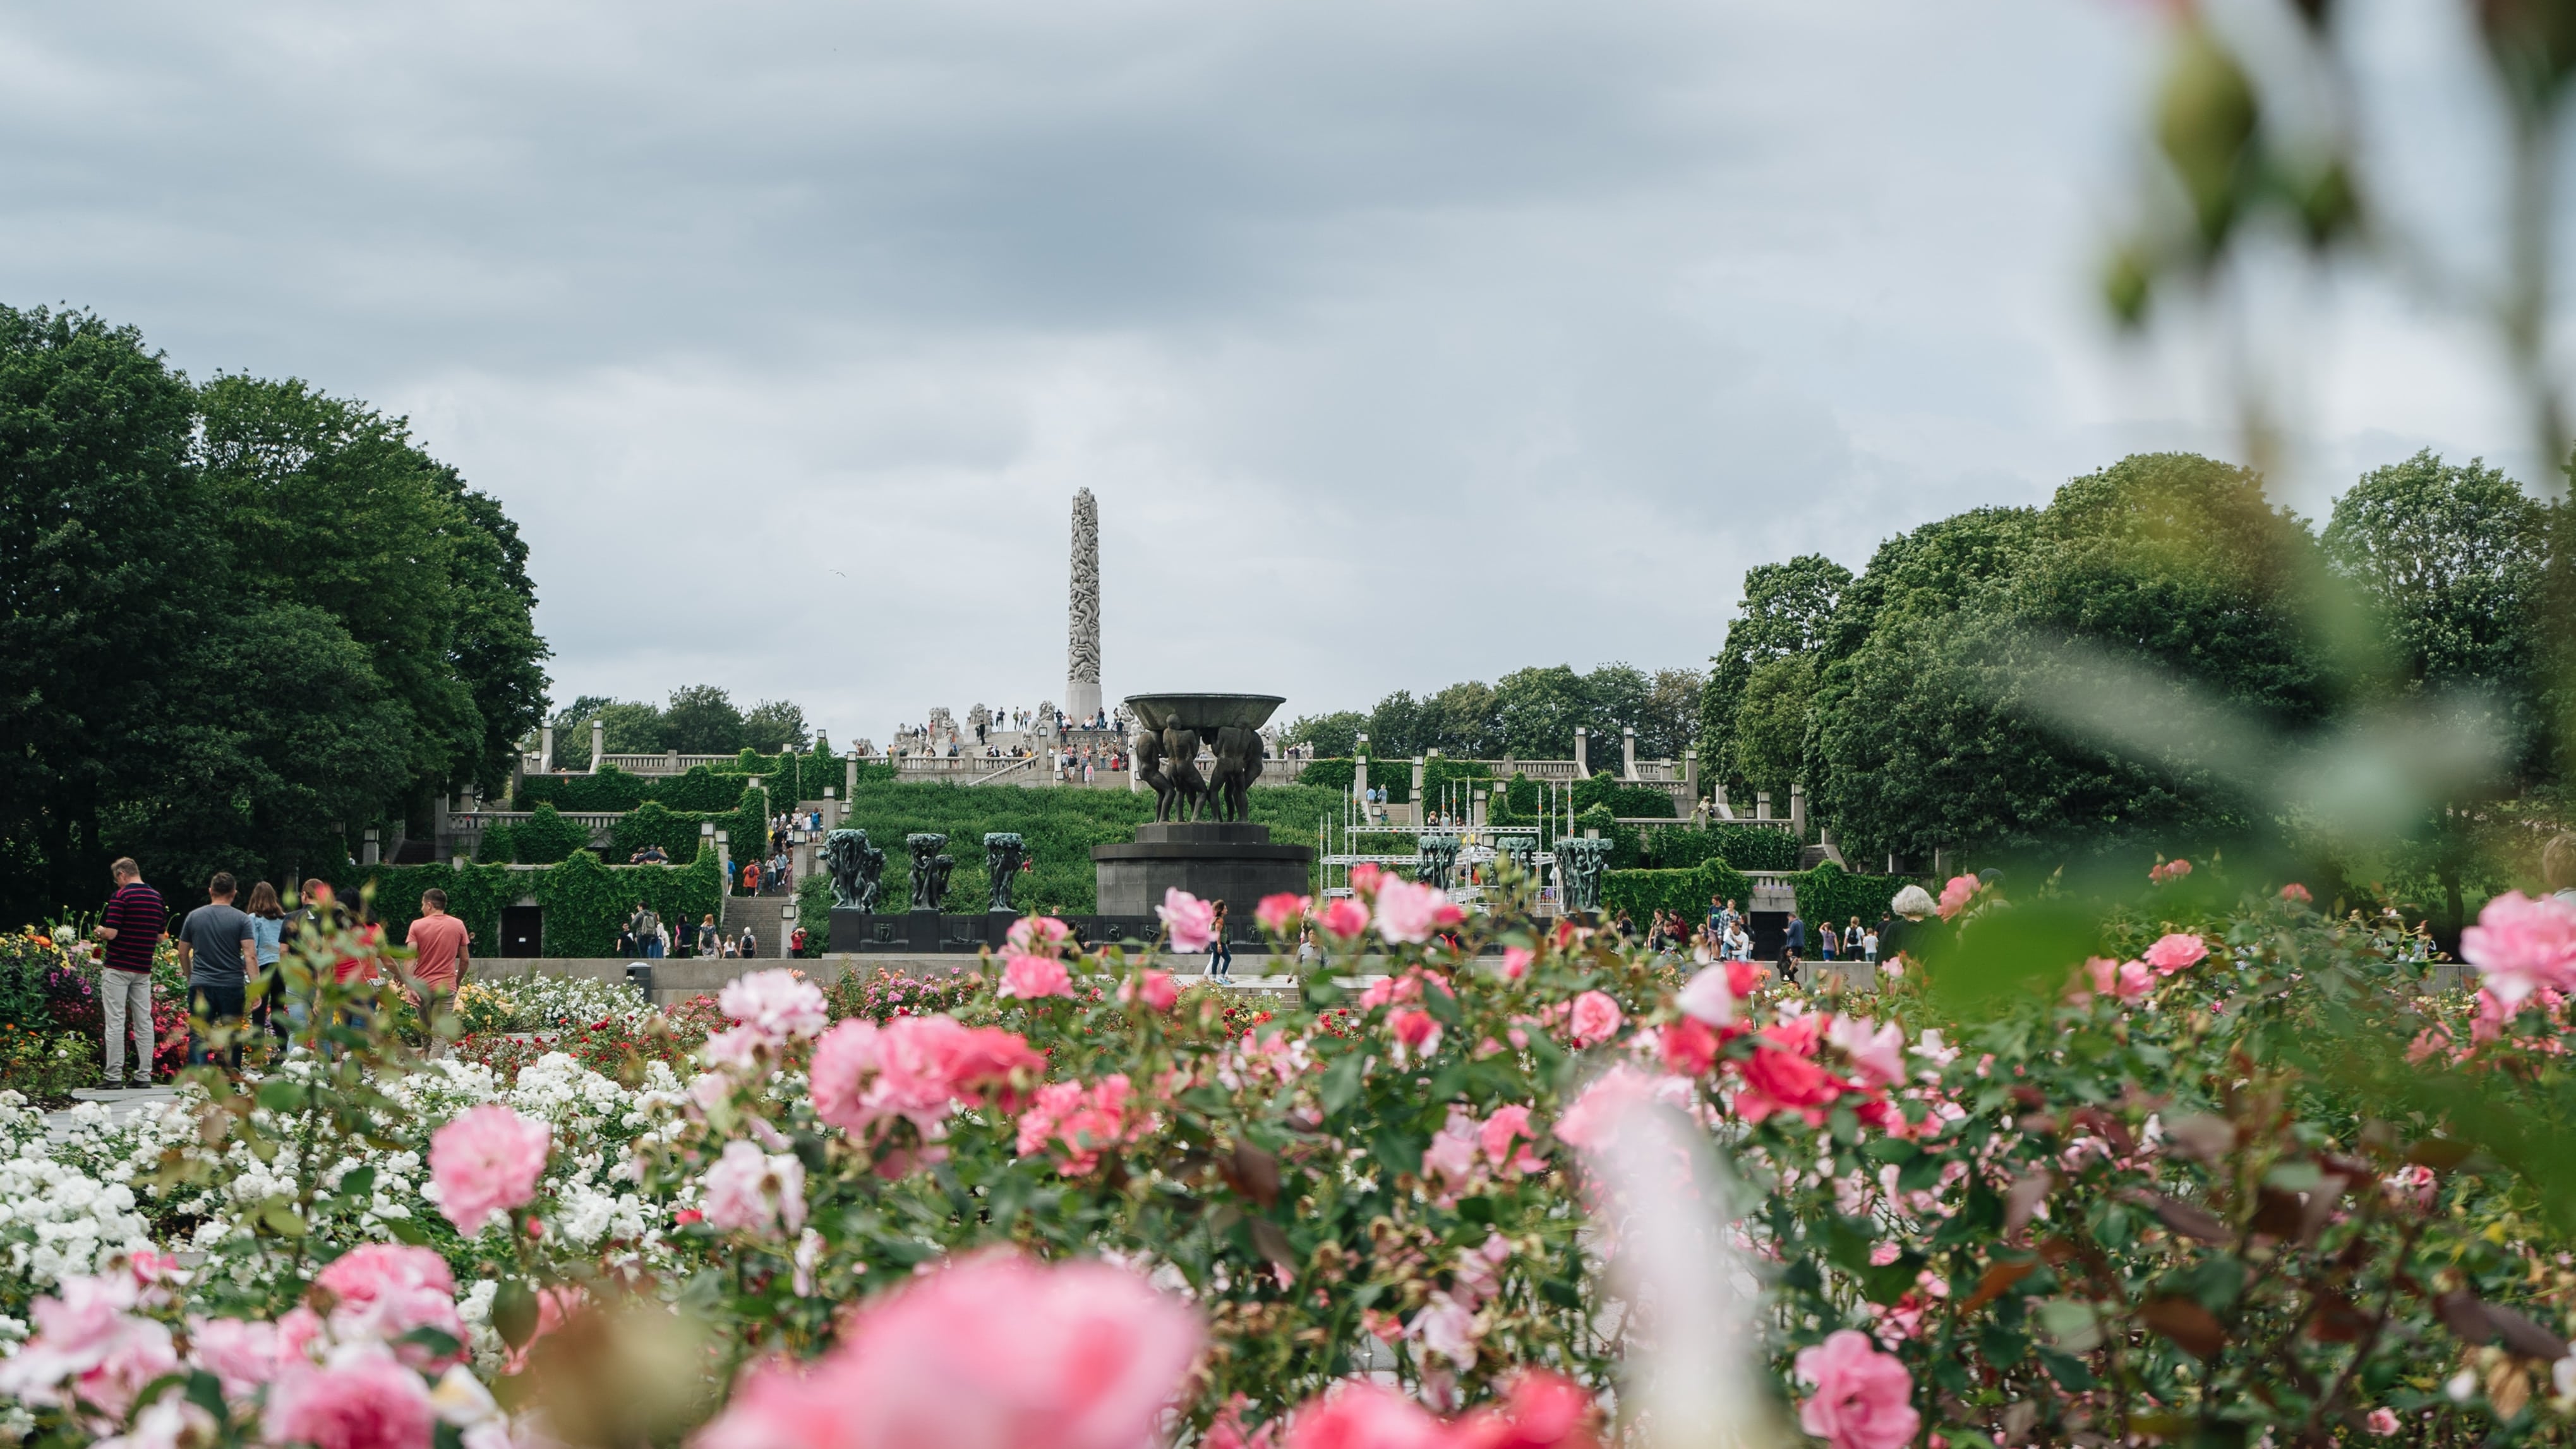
[91,858,166,1086]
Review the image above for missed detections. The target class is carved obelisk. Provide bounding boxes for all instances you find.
[1065,489,1102,725]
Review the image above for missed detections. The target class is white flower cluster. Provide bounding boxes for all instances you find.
[463,973,654,1033]
[0,1094,151,1292]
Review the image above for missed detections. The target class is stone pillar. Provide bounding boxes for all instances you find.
[363,829,381,866]
[1354,755,1369,802]
[589,718,605,774]
[539,724,554,773]
[1574,728,1589,777]
[1621,726,1637,780]
[1683,746,1699,802]
[1064,489,1103,725]
[1791,782,1807,838]
[1411,757,1426,809]
[1756,791,1772,821]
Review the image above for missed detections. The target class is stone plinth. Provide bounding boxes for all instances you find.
[1092,822,1314,951]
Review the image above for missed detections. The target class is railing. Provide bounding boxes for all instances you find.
[965,754,1042,788]
[596,754,742,776]
[443,810,627,844]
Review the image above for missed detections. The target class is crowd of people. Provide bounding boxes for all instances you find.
[1609,888,1939,985]
[615,905,764,959]
[88,860,466,1086]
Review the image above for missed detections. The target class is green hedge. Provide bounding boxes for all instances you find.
[1571,773,1676,819]
[1291,757,1411,805]
[1599,858,1756,922]
[517,756,888,813]
[339,845,724,959]
[1792,860,1907,930]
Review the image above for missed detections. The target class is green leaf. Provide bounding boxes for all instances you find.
[493,1279,540,1349]
[1320,1055,1363,1114]
[255,1078,309,1114]
[382,1216,430,1246]
[1927,899,2102,1011]
[259,1199,308,1237]
[1862,1138,1922,1165]
[2035,1346,2098,1390]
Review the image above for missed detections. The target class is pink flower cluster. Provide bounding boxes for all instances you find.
[1160,888,1219,951]
[428,1103,551,1237]
[704,968,833,1067]
[701,1139,809,1236]
[1001,952,1074,1000]
[1564,991,1623,1048]
[1420,1103,1546,1197]
[1118,968,1181,1012]
[1376,878,1466,944]
[810,1013,1048,1144]
[1794,1330,1919,1449]
[1934,874,1981,921]
[2461,890,2576,1004]
[695,1253,1200,1449]
[2148,857,2192,885]
[0,1248,510,1449]
[1279,1373,1597,1449]
[1257,892,1313,934]
[1007,915,1074,954]
[1016,1073,1151,1175]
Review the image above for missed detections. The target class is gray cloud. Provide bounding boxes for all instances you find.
[3,0,2534,746]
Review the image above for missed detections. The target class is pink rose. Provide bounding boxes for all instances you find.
[1565,990,1623,1048]
[1478,1103,1543,1174]
[1826,1015,1905,1088]
[1387,1007,1444,1061]
[1375,879,1464,945]
[1675,965,1736,1026]
[1500,946,1534,982]
[1016,1075,1149,1175]
[2116,961,2154,1001]
[697,1254,1198,1449]
[1793,1330,1920,1449]
[1256,893,1313,934]
[718,970,829,1042]
[190,1316,287,1395]
[1118,970,1180,1012]
[1553,1064,1690,1152]
[1001,953,1074,1001]
[2280,882,2312,905]
[2083,957,2119,995]
[2148,858,2193,884]
[427,1103,551,1237]
[1006,916,1074,956]
[264,1347,438,1449]
[313,1247,465,1362]
[1285,1382,1448,1449]
[2461,891,2576,1005]
[2366,1407,2400,1436]
[1348,863,1388,899]
[1159,889,1219,953]
[0,1273,178,1417]
[2141,933,2209,977]
[1935,874,1980,921]
[701,1139,809,1236]
[809,1019,884,1133]
[1318,898,1371,941]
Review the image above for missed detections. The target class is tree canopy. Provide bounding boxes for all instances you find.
[0,306,549,923]
[1284,662,1704,763]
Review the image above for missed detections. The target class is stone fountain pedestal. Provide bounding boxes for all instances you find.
[1092,822,1313,953]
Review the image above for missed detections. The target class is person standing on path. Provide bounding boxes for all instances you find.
[1781,910,1807,985]
[92,858,166,1086]
[175,872,257,1071]
[404,889,471,1030]
[244,881,287,1043]
[1207,899,1233,982]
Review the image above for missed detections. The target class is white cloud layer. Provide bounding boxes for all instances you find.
[1,0,2556,744]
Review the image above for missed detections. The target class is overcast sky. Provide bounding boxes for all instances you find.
[3,1,2554,747]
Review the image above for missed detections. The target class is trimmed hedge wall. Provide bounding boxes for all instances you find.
[338,845,724,959]
[517,756,891,813]
[1292,758,1411,805]
[1599,858,1756,923]
[1792,860,1908,930]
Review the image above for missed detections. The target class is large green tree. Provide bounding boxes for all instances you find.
[1697,554,1853,794]
[0,308,549,922]
[1810,453,2330,866]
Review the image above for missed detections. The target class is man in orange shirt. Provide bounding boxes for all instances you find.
[404,888,471,1028]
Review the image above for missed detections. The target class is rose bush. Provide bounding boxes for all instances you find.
[3,867,2575,1446]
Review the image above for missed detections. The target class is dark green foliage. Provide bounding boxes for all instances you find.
[509,805,593,865]
[1812,454,2335,867]
[608,802,699,863]
[344,843,723,959]
[1280,711,1363,758]
[1570,774,1675,819]
[1699,554,1853,797]
[1791,860,1906,929]
[0,306,547,925]
[1599,858,1757,922]
[520,755,870,813]
[1290,759,1409,805]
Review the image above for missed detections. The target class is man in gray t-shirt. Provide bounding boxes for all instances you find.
[175,872,257,1069]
